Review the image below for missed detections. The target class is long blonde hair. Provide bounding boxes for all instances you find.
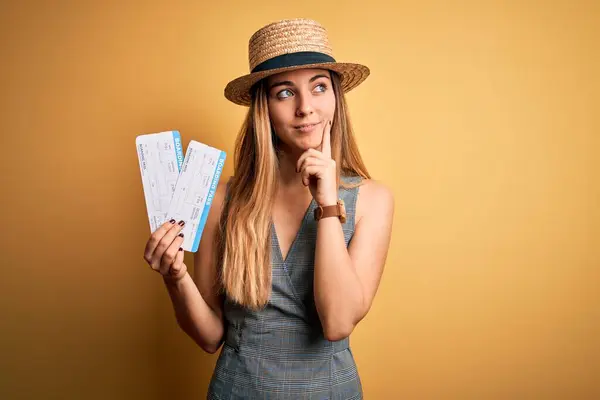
[216,71,370,310]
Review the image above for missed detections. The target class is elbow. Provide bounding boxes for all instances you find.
[201,341,222,354]
[177,321,223,354]
[322,321,356,342]
[320,304,367,342]
[196,336,223,354]
[321,304,369,341]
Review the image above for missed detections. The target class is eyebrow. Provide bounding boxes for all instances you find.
[268,74,331,92]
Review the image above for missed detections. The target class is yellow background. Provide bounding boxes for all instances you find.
[1,1,598,399]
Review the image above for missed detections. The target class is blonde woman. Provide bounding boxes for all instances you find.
[143,18,394,399]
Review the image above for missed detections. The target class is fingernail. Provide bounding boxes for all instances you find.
[178,233,184,238]
[178,220,185,226]
[178,247,183,252]
[169,219,176,224]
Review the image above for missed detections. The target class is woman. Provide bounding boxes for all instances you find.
[143,18,394,399]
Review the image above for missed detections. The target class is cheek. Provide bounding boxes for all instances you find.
[268,102,293,131]
[317,92,336,119]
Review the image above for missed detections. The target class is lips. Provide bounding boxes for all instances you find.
[294,121,321,129]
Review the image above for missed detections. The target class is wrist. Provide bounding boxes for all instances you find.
[318,196,338,207]
[314,198,347,223]
[163,271,187,286]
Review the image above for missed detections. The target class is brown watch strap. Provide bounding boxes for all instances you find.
[314,200,347,223]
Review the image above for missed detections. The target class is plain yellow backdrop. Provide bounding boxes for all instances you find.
[1,1,598,399]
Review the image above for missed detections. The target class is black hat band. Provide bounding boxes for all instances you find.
[251,51,336,73]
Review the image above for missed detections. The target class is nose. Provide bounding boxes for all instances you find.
[295,91,314,117]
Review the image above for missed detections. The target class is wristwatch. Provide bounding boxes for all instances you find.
[314,199,346,223]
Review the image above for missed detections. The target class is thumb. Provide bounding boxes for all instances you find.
[168,248,186,278]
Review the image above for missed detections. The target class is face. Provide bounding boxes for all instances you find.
[265,68,336,153]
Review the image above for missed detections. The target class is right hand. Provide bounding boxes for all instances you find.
[143,219,187,282]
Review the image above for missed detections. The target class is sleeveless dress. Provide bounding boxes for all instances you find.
[207,175,364,400]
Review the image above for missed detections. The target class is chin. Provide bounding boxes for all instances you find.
[294,139,320,151]
[294,133,321,148]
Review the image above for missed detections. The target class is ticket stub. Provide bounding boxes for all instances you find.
[165,140,226,252]
[135,130,185,233]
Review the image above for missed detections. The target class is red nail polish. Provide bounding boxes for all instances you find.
[178,220,185,226]
[178,233,184,238]
[178,248,183,252]
[169,219,176,224]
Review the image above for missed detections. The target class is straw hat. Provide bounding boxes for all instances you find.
[224,18,370,106]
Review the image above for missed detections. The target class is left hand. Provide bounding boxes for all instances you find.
[296,120,338,206]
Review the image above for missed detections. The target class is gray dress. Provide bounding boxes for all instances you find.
[208,175,364,400]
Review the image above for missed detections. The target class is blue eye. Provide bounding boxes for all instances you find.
[277,89,293,99]
[315,83,327,92]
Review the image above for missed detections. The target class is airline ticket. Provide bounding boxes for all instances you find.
[135,130,185,234]
[164,140,226,252]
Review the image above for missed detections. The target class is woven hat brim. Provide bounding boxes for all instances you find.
[224,62,370,106]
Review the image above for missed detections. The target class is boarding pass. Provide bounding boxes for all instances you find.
[136,130,185,233]
[136,131,226,252]
[164,140,226,252]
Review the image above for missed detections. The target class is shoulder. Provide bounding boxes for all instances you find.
[355,178,394,225]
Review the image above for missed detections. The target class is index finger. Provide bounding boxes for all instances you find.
[144,219,178,259]
[320,119,332,159]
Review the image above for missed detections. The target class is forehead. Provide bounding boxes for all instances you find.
[265,68,331,84]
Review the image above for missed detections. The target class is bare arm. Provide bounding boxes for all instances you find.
[313,180,394,341]
[158,180,229,353]
[163,272,223,353]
